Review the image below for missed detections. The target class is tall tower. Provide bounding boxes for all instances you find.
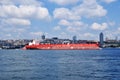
[41,34,45,40]
[73,36,77,43]
[99,32,104,47]
[115,36,118,41]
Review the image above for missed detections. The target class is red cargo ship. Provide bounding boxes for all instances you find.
[23,40,100,50]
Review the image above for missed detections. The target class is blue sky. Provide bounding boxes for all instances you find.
[0,0,120,40]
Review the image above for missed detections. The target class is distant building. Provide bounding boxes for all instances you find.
[105,37,108,41]
[41,34,45,40]
[73,36,77,43]
[99,32,104,47]
[115,36,118,41]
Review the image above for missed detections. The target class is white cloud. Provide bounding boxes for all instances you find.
[0,0,51,39]
[77,33,98,40]
[67,26,81,32]
[2,18,31,26]
[91,22,108,30]
[0,0,41,6]
[59,19,85,27]
[53,0,107,20]
[118,27,120,31]
[0,5,50,20]
[58,19,70,26]
[84,33,94,37]
[101,0,117,4]
[73,0,107,18]
[36,7,51,20]
[53,8,69,19]
[58,19,87,33]
[30,32,43,36]
[58,32,70,39]
[6,34,12,37]
[49,0,79,5]
[53,8,81,20]
[104,31,115,39]
[72,21,84,27]
[0,0,13,5]
[53,26,61,31]
[17,29,26,32]
[67,26,75,32]
[108,21,115,26]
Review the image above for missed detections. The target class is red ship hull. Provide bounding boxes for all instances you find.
[24,43,100,50]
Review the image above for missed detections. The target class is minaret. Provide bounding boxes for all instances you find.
[99,32,104,47]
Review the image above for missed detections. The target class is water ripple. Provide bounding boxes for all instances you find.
[0,49,120,80]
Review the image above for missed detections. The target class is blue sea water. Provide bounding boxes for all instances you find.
[0,49,120,80]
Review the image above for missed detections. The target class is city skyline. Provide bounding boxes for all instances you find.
[0,0,120,40]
